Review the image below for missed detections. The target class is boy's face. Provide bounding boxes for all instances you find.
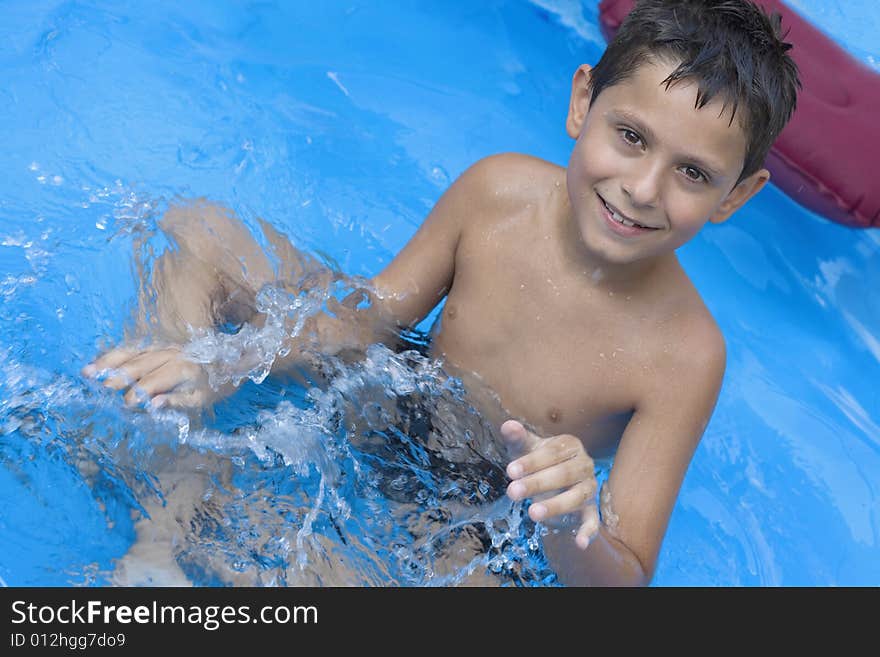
[565,59,769,266]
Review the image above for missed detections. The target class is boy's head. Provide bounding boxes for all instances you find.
[563,0,801,265]
[590,0,800,184]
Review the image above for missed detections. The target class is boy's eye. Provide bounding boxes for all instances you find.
[681,165,707,183]
[619,128,642,147]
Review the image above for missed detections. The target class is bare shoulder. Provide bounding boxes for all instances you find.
[458,152,564,212]
[467,151,562,179]
[654,284,727,392]
[592,272,727,581]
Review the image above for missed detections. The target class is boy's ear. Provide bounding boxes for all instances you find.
[709,168,771,224]
[566,64,593,139]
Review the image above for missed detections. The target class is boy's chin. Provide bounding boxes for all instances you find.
[575,224,665,268]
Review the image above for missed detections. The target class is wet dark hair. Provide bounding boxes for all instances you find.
[590,0,801,183]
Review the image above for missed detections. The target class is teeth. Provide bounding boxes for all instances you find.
[611,210,636,227]
[603,199,642,228]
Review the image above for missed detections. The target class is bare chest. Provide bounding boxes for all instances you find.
[430,232,648,455]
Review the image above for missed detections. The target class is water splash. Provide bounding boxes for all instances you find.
[1,261,558,585]
[162,335,555,586]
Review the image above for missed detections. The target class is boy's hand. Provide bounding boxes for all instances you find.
[501,419,600,550]
[82,345,225,411]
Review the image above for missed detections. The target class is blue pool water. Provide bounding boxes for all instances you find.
[1,0,878,586]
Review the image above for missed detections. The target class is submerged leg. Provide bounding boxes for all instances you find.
[111,445,239,586]
[129,198,321,343]
[102,201,327,584]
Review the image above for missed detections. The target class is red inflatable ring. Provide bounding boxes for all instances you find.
[598,0,880,229]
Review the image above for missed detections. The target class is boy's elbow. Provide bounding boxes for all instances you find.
[605,536,653,587]
[543,526,653,587]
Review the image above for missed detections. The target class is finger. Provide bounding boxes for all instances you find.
[507,433,589,480]
[507,458,595,503]
[151,388,209,411]
[122,359,200,406]
[527,481,597,522]
[500,420,541,463]
[576,503,601,550]
[82,347,142,378]
[103,349,178,391]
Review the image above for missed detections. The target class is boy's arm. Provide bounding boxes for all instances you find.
[273,155,506,370]
[88,159,498,408]
[540,321,727,586]
[370,156,500,325]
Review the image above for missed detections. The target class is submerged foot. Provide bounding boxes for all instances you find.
[111,540,192,587]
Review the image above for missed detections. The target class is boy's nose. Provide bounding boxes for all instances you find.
[621,160,662,208]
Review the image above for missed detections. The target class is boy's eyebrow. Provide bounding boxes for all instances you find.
[609,108,726,178]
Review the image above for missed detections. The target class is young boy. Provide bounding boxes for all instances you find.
[84,0,800,585]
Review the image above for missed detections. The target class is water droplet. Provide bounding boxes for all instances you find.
[430,165,450,187]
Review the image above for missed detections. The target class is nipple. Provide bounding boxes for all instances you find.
[547,407,563,424]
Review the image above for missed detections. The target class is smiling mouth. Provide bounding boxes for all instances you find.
[598,194,659,230]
